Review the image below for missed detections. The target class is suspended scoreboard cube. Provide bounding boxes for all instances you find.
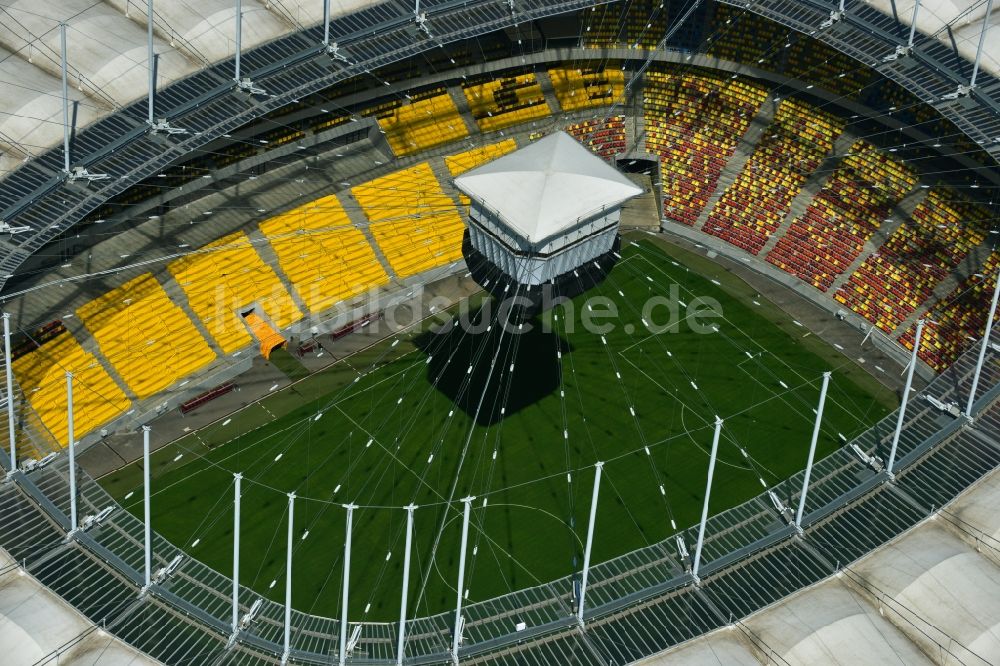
[454,131,642,312]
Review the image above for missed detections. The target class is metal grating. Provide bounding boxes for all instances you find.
[0,326,996,664]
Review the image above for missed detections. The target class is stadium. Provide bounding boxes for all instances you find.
[0,0,999,663]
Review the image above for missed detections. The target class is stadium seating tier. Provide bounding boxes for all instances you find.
[765,141,917,292]
[900,252,1000,370]
[352,163,466,278]
[371,90,469,157]
[260,195,389,314]
[564,116,626,158]
[12,332,131,446]
[463,74,551,132]
[644,68,767,225]
[168,232,303,354]
[549,67,626,112]
[704,98,843,254]
[834,188,990,333]
[77,274,217,400]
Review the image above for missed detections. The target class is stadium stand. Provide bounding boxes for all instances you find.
[580,0,708,51]
[368,89,469,157]
[76,274,217,400]
[10,320,66,362]
[705,4,787,70]
[564,116,627,158]
[784,36,872,99]
[579,0,670,49]
[445,139,519,205]
[765,141,918,291]
[445,139,519,177]
[707,4,871,99]
[900,252,1000,370]
[12,332,130,445]
[259,195,389,314]
[352,163,466,277]
[644,68,767,225]
[463,73,551,132]
[548,67,626,111]
[835,188,991,333]
[704,98,843,253]
[168,232,303,354]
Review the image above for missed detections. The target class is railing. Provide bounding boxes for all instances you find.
[2,0,999,296]
[0,0,608,293]
[0,323,995,664]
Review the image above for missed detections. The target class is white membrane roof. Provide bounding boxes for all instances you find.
[453,131,643,243]
[0,1,997,176]
[0,549,161,665]
[862,0,1000,86]
[641,465,1000,666]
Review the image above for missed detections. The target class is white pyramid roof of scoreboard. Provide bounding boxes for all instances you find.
[453,131,643,242]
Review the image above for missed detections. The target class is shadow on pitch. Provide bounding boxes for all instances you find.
[413,318,571,426]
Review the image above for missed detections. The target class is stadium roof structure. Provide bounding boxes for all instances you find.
[639,462,1000,666]
[0,550,158,665]
[0,0,999,290]
[1,0,1000,663]
[453,131,643,242]
[865,0,1000,72]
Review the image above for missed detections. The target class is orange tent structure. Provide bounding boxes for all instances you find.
[242,311,286,359]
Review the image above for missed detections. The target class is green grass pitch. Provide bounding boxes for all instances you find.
[100,237,895,621]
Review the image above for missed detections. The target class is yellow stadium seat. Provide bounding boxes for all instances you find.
[374,92,468,157]
[12,332,130,445]
[260,195,389,313]
[77,274,217,400]
[352,163,465,278]
[168,232,303,354]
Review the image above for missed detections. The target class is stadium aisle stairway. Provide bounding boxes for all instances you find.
[12,332,130,445]
[834,188,990,333]
[703,98,844,254]
[765,141,917,292]
[352,162,466,278]
[168,232,303,354]
[549,67,626,112]
[463,73,551,132]
[259,194,389,314]
[899,252,1000,371]
[76,274,217,400]
[369,89,469,157]
[643,68,767,225]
